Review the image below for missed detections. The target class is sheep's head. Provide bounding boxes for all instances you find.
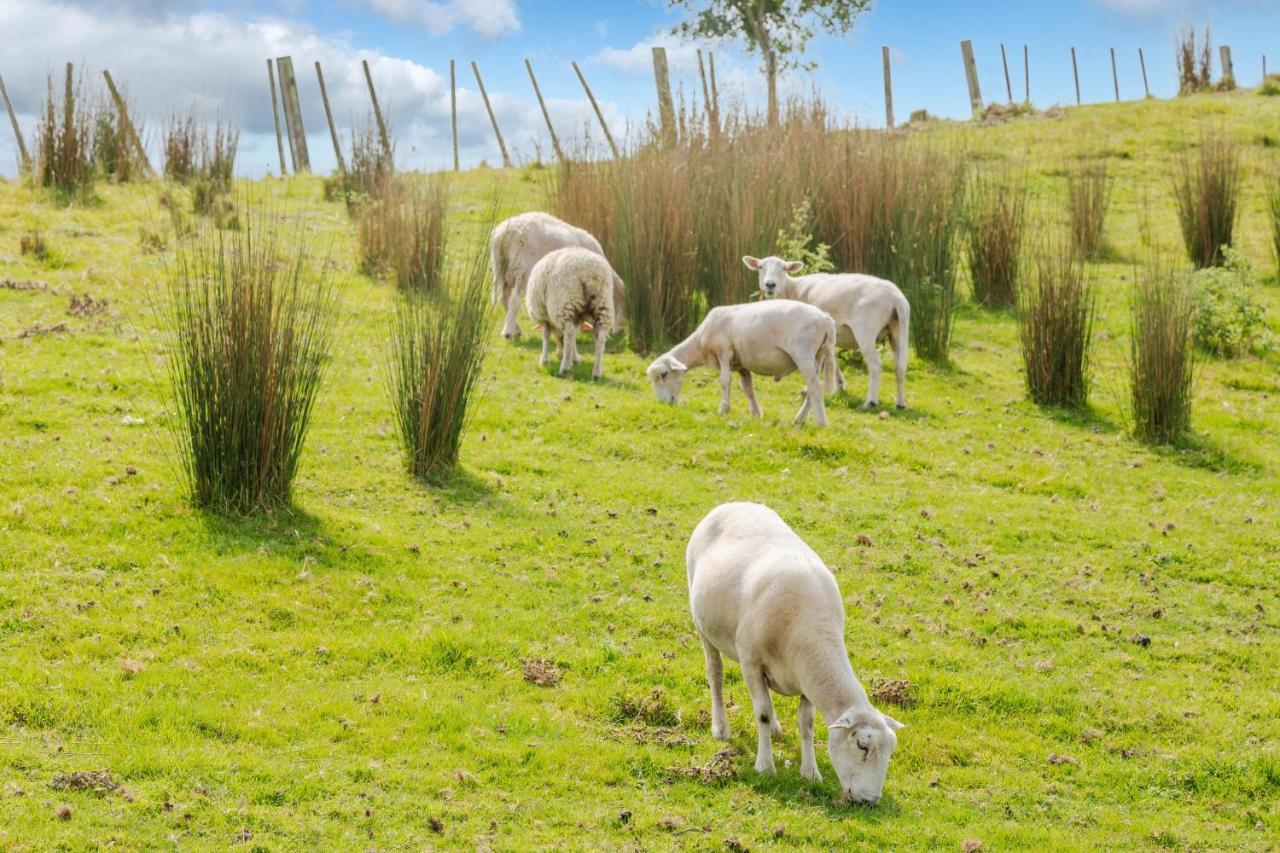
[646,353,687,404]
[743,255,803,298]
[827,708,903,805]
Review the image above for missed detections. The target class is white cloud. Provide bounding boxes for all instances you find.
[353,0,520,39]
[590,38,709,75]
[1088,0,1188,16]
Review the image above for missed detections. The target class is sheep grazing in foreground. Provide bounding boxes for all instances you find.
[489,211,623,341]
[525,247,622,380]
[646,300,837,426]
[744,255,911,410]
[687,502,904,805]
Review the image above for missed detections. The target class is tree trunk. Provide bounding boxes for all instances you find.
[765,48,778,126]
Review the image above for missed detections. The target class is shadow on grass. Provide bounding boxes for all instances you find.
[535,361,642,391]
[740,766,904,822]
[198,503,332,554]
[1158,432,1265,475]
[410,464,505,508]
[1038,401,1122,434]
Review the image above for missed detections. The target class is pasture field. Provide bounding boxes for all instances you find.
[2,90,1279,849]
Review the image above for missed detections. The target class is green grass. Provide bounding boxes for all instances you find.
[1,92,1279,849]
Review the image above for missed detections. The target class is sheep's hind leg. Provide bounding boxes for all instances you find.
[741,662,778,773]
[798,695,821,781]
[591,325,606,381]
[739,370,762,417]
[700,636,729,741]
[538,325,551,367]
[558,320,576,375]
[793,365,828,427]
[854,325,883,409]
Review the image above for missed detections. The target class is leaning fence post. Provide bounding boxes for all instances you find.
[1110,47,1120,102]
[882,46,895,129]
[709,53,720,122]
[1139,48,1151,98]
[450,59,459,172]
[266,60,288,176]
[361,59,393,163]
[571,60,619,159]
[314,62,346,175]
[1219,45,1235,89]
[697,50,718,137]
[1264,55,1268,79]
[1071,47,1082,105]
[1024,44,1030,105]
[960,40,982,116]
[275,56,310,173]
[101,70,154,177]
[652,46,676,146]
[0,73,30,172]
[1000,43,1013,104]
[525,59,565,164]
[471,61,510,168]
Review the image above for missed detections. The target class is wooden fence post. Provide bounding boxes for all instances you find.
[1219,45,1235,89]
[1139,48,1151,98]
[697,49,718,137]
[1071,47,1081,106]
[361,59,393,163]
[1264,55,1268,79]
[882,46,895,129]
[266,60,288,175]
[0,73,30,172]
[525,59,565,164]
[101,70,154,177]
[960,40,982,116]
[275,56,310,173]
[1110,47,1120,102]
[571,61,619,159]
[652,46,676,146]
[471,61,510,168]
[450,59,459,172]
[314,62,345,175]
[709,53,720,122]
[1000,43,1013,104]
[1024,44,1030,105]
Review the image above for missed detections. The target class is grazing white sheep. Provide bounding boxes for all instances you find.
[490,212,623,340]
[645,300,837,426]
[744,255,911,410]
[525,247,620,380]
[687,502,904,805]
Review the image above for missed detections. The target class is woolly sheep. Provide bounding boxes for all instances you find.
[645,300,837,426]
[687,502,904,805]
[490,212,623,340]
[744,255,911,410]
[525,246,621,380]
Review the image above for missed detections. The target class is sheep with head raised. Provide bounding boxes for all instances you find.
[525,246,622,380]
[490,212,623,340]
[645,300,837,426]
[687,501,905,805]
[744,255,911,410]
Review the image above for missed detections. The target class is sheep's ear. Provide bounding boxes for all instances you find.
[829,712,855,730]
[742,256,762,270]
[882,715,905,731]
[668,358,687,373]
[784,260,804,274]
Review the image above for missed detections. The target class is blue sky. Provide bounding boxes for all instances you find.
[0,0,1277,177]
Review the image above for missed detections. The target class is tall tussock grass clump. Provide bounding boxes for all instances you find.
[1066,160,1110,260]
[966,172,1027,308]
[356,175,449,291]
[160,207,337,514]
[1267,173,1280,276]
[327,121,395,208]
[1018,245,1096,409]
[33,67,95,202]
[164,112,240,190]
[1172,133,1241,268]
[386,235,492,482]
[91,102,143,183]
[1129,267,1196,444]
[1175,26,1213,95]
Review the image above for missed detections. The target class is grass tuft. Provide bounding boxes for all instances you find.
[159,204,337,514]
[1129,266,1196,444]
[1176,26,1213,95]
[966,171,1027,308]
[1018,244,1095,409]
[356,175,449,292]
[1173,133,1241,268]
[32,67,94,203]
[1066,159,1110,260]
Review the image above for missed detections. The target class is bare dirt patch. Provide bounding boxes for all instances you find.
[68,293,109,318]
[869,677,915,707]
[521,658,562,686]
[665,747,738,784]
[51,770,118,793]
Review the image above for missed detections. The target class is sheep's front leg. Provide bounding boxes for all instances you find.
[798,695,821,781]
[558,320,576,374]
[591,325,606,381]
[700,636,729,740]
[738,370,762,417]
[741,663,777,773]
[538,325,551,367]
[718,357,733,415]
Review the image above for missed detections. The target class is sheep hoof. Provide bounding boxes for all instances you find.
[801,765,822,782]
[862,401,878,411]
[896,403,906,410]
[712,726,730,741]
[770,720,783,738]
[754,759,776,775]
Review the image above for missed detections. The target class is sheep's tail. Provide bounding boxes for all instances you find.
[891,292,910,373]
[819,323,838,396]
[489,224,508,307]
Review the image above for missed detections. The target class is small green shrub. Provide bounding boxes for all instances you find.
[774,199,835,274]
[1260,74,1280,96]
[1189,248,1266,357]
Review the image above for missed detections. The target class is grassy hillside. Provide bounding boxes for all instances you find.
[1,90,1278,849]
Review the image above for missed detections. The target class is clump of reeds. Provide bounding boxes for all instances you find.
[165,111,239,190]
[1129,266,1195,444]
[1267,171,1280,276]
[1018,244,1096,408]
[159,206,337,513]
[1172,133,1241,268]
[164,113,199,182]
[1066,160,1110,260]
[966,172,1027,307]
[91,101,142,183]
[32,67,95,203]
[20,229,50,261]
[338,121,395,205]
[356,175,449,291]
[385,232,492,482]
[1176,26,1213,95]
